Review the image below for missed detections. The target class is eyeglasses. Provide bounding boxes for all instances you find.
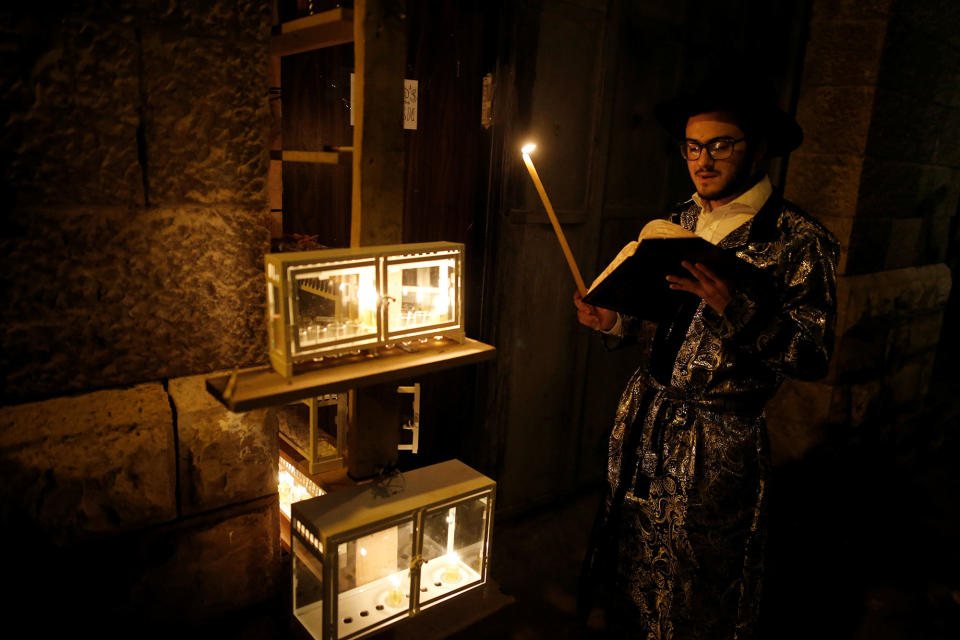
[680,136,746,161]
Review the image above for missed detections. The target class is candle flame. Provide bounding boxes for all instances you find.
[521,142,536,155]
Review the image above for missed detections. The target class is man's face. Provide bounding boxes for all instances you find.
[684,111,756,205]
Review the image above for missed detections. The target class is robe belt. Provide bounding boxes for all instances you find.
[644,375,768,415]
[628,376,766,499]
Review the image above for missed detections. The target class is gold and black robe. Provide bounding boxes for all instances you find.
[594,192,839,639]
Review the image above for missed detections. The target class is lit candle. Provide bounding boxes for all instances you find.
[358,280,378,327]
[442,552,462,584]
[386,574,405,607]
[520,143,587,295]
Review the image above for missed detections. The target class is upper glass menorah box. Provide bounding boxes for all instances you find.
[265,242,465,378]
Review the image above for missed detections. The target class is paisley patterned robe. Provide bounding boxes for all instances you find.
[596,192,839,639]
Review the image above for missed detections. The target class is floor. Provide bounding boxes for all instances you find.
[219,408,960,640]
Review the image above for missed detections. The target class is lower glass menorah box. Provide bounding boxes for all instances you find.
[290,459,495,640]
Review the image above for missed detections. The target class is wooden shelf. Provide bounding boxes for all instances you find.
[271,8,354,57]
[271,149,352,165]
[206,338,495,412]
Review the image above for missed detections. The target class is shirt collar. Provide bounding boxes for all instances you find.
[692,174,773,215]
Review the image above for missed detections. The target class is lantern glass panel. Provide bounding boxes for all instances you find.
[419,494,489,606]
[336,520,414,637]
[385,256,457,334]
[293,536,325,635]
[291,262,379,354]
[268,282,282,352]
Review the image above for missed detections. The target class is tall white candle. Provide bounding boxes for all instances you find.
[521,143,587,295]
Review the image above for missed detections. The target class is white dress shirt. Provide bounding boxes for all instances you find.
[692,175,772,244]
[600,175,773,336]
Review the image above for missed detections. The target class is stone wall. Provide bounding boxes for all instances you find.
[0,1,282,630]
[0,376,281,632]
[0,1,273,404]
[768,0,959,463]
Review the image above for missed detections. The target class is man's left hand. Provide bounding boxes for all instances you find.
[666,261,732,315]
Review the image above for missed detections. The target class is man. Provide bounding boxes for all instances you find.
[574,77,839,639]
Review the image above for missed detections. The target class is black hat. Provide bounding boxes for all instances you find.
[653,68,803,157]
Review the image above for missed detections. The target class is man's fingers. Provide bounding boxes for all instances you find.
[680,261,717,284]
[666,273,697,286]
[694,262,723,283]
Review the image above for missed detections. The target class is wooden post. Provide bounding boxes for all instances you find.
[351,0,408,247]
[348,383,402,479]
[349,0,409,480]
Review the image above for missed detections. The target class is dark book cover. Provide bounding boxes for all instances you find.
[582,237,761,321]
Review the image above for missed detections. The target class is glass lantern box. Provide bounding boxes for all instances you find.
[265,242,465,378]
[276,393,348,474]
[290,459,495,640]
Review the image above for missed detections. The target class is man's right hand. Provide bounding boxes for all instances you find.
[574,291,617,332]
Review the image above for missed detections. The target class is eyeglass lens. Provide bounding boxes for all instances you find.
[680,138,738,160]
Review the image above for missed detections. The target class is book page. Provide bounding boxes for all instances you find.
[587,220,697,294]
[588,240,638,293]
[637,219,698,240]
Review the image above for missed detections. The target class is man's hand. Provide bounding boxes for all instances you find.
[666,261,732,314]
[574,290,618,332]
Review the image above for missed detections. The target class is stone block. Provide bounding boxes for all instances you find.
[830,325,889,382]
[849,379,884,425]
[0,383,176,544]
[812,213,854,274]
[766,379,847,465]
[836,264,952,335]
[846,216,891,274]
[887,312,945,363]
[905,312,944,356]
[878,18,960,108]
[170,371,279,516]
[784,153,863,220]
[835,349,940,432]
[883,217,922,270]
[935,109,960,168]
[136,0,248,39]
[802,19,886,87]
[3,16,143,206]
[0,205,271,403]
[237,0,275,43]
[625,0,686,23]
[794,85,875,156]
[9,494,280,636]
[127,494,281,624]
[857,159,958,219]
[811,0,892,22]
[921,214,953,265]
[866,87,949,166]
[883,351,936,410]
[893,0,960,50]
[141,31,270,206]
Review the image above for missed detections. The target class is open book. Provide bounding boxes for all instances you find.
[582,219,759,321]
